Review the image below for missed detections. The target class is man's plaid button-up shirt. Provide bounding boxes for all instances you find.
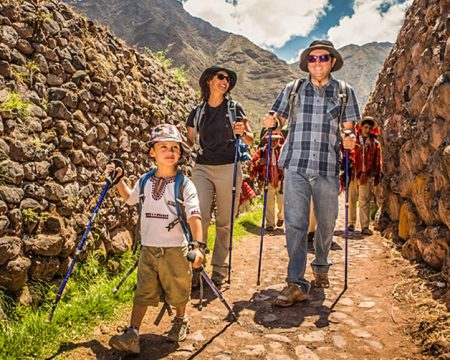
[271,75,361,177]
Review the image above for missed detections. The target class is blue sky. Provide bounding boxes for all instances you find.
[181,0,412,62]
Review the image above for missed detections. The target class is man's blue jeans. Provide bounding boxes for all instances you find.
[284,169,339,293]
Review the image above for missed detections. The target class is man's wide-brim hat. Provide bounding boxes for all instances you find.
[299,40,343,73]
[357,116,379,130]
[199,66,237,91]
[147,124,190,154]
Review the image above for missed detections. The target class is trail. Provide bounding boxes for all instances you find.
[51,195,421,360]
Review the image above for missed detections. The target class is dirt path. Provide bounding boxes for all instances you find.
[52,196,422,360]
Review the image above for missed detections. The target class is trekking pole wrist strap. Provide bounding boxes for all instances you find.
[190,240,207,252]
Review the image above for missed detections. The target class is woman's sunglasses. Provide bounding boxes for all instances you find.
[308,54,332,63]
[215,73,231,83]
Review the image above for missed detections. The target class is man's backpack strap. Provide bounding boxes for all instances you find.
[287,78,305,123]
[337,80,349,124]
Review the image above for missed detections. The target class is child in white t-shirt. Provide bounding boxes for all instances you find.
[107,124,204,353]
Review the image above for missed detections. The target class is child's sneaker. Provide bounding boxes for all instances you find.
[109,327,140,353]
[167,316,190,342]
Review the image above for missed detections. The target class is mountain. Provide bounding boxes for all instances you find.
[290,42,393,111]
[65,0,391,122]
[63,0,300,125]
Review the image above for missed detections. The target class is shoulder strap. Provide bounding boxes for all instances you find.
[137,168,157,215]
[226,99,238,139]
[337,80,349,123]
[172,172,192,240]
[286,78,306,124]
[192,102,207,151]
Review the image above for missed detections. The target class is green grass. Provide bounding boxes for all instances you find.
[0,251,138,360]
[0,203,263,360]
[0,91,31,118]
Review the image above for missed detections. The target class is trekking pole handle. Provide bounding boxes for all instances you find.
[107,158,125,185]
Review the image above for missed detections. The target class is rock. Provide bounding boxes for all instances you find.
[240,344,266,357]
[187,330,205,342]
[0,185,24,204]
[332,335,347,349]
[350,329,372,338]
[402,238,423,262]
[0,160,24,186]
[0,236,21,265]
[44,182,66,202]
[294,345,319,359]
[27,234,63,256]
[0,256,31,291]
[264,334,291,343]
[30,256,60,280]
[297,331,326,342]
[48,100,71,120]
[0,25,18,48]
[358,301,375,309]
[398,200,421,240]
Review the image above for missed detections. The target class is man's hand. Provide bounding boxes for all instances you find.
[263,113,277,129]
[343,133,356,150]
[192,249,204,269]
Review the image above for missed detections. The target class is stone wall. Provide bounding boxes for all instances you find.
[365,0,449,278]
[0,0,197,291]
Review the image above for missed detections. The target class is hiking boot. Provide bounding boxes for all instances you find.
[273,283,308,307]
[167,317,190,343]
[211,271,226,286]
[348,224,355,232]
[266,226,274,232]
[109,328,140,354]
[361,227,373,235]
[277,220,284,227]
[313,272,330,288]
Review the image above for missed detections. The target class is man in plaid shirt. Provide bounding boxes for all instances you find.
[263,40,360,307]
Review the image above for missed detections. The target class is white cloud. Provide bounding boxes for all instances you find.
[183,0,330,49]
[327,0,413,48]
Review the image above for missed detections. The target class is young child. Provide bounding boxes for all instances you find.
[107,124,204,353]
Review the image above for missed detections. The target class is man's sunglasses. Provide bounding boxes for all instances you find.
[215,73,231,83]
[308,54,332,63]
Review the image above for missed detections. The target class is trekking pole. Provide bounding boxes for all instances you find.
[256,129,272,286]
[187,251,237,320]
[46,159,124,323]
[343,130,351,291]
[227,127,241,284]
[112,257,139,294]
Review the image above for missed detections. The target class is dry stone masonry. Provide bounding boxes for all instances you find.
[365,0,449,279]
[0,0,197,292]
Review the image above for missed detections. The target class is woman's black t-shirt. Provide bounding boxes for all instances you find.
[186,100,246,165]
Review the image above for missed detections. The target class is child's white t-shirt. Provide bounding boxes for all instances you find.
[126,174,201,247]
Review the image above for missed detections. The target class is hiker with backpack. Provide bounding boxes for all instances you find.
[263,40,361,307]
[105,124,205,353]
[347,116,382,235]
[186,66,253,286]
[250,130,285,231]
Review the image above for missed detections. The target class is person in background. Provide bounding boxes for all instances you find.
[348,116,382,235]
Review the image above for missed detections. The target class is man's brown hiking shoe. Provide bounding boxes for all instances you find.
[167,317,190,342]
[313,272,330,288]
[274,283,308,307]
[109,328,140,354]
[361,227,373,235]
